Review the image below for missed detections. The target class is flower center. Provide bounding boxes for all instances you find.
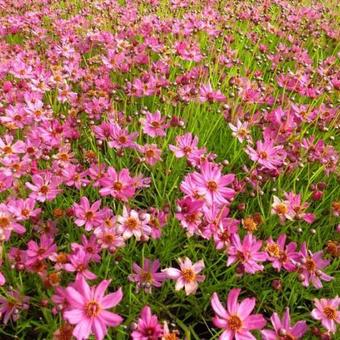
[0,217,10,229]
[305,258,316,272]
[151,121,160,128]
[141,271,153,283]
[227,315,242,331]
[145,149,155,158]
[259,151,268,159]
[183,146,192,154]
[118,136,127,144]
[265,243,280,257]
[126,217,138,230]
[40,185,49,194]
[113,181,123,191]
[207,180,218,191]
[85,211,94,220]
[85,301,101,317]
[323,306,336,320]
[3,146,12,154]
[276,204,288,215]
[181,269,196,282]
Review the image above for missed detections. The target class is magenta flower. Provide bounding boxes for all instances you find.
[25,173,61,202]
[64,277,123,340]
[94,225,125,253]
[265,234,300,272]
[73,197,104,231]
[311,297,340,334]
[131,305,163,339]
[140,143,162,166]
[26,233,57,265]
[0,290,30,324]
[298,242,333,289]
[163,257,205,295]
[191,161,235,206]
[169,133,200,159]
[199,83,226,103]
[285,192,315,224]
[227,233,267,274]
[140,110,168,138]
[99,167,135,201]
[128,258,166,292]
[211,288,266,339]
[246,137,286,170]
[64,248,97,281]
[261,308,307,339]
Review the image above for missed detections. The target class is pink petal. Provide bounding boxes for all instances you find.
[101,288,123,309]
[211,292,228,319]
[227,288,241,314]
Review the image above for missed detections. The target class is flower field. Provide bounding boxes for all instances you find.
[0,0,339,339]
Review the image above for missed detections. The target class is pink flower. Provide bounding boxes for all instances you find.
[140,110,168,138]
[199,83,226,103]
[99,167,135,201]
[128,258,166,292]
[73,197,104,231]
[311,297,340,334]
[227,233,267,274]
[265,234,300,272]
[246,137,286,170]
[64,277,123,340]
[163,257,205,295]
[285,192,315,224]
[25,173,61,202]
[140,143,162,166]
[0,290,29,324]
[261,308,307,339]
[64,248,97,281]
[26,233,57,266]
[228,120,252,143]
[94,225,125,253]
[211,288,266,339]
[131,306,163,339]
[271,196,292,224]
[169,133,200,159]
[191,161,235,207]
[117,206,151,241]
[0,203,26,241]
[298,242,333,289]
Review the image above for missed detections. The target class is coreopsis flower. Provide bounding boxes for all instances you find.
[73,197,104,231]
[227,233,267,274]
[94,225,125,253]
[0,290,30,324]
[199,83,226,103]
[140,143,162,165]
[0,203,26,241]
[191,161,235,207]
[99,167,135,201]
[64,277,123,340]
[140,110,168,137]
[25,173,61,202]
[298,242,333,289]
[265,234,300,272]
[311,297,340,334]
[131,306,163,339]
[163,257,205,295]
[128,258,166,292]
[246,137,286,170]
[261,308,307,339]
[285,192,315,224]
[211,288,266,339]
[169,133,200,159]
[26,233,57,266]
[228,120,252,143]
[64,248,97,280]
[271,196,292,224]
[117,206,151,241]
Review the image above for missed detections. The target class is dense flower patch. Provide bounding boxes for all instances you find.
[0,0,339,339]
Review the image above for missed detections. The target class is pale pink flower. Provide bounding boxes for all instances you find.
[140,110,168,138]
[311,297,340,334]
[163,257,205,295]
[73,197,104,231]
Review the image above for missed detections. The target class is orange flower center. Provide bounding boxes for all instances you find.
[323,307,336,320]
[40,185,49,194]
[0,217,10,229]
[207,180,218,191]
[228,315,242,331]
[265,243,280,257]
[259,151,268,159]
[181,269,196,282]
[85,211,94,220]
[305,258,316,272]
[126,217,138,230]
[85,301,101,317]
[276,204,288,215]
[113,181,123,191]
